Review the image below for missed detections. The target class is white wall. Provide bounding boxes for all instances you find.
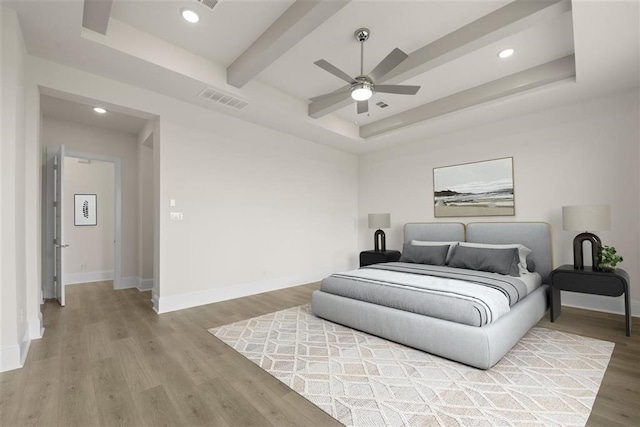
[63,157,115,283]
[26,56,359,315]
[0,7,32,372]
[359,91,640,316]
[157,120,358,312]
[41,116,139,288]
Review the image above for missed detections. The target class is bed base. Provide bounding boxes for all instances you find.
[312,285,548,370]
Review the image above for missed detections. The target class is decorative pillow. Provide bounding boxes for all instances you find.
[526,255,536,273]
[448,246,520,277]
[459,242,532,275]
[410,240,458,263]
[399,243,449,266]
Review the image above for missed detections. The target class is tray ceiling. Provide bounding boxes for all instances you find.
[4,0,638,153]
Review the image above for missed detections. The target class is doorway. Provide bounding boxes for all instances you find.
[44,148,123,304]
[38,92,157,309]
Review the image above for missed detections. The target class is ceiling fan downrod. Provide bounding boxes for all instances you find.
[354,28,370,77]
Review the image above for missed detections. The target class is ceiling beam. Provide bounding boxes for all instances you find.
[227,0,350,88]
[82,0,113,35]
[360,55,576,139]
[309,0,571,118]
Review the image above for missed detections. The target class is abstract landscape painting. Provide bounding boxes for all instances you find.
[434,157,514,217]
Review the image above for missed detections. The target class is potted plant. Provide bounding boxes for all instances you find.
[598,245,623,271]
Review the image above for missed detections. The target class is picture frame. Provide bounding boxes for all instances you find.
[433,157,515,217]
[74,194,97,226]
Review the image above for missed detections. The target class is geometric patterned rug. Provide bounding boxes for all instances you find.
[209,304,614,427]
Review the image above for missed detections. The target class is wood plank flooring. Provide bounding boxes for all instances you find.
[1,281,638,426]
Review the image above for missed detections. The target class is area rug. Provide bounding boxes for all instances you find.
[209,304,614,427]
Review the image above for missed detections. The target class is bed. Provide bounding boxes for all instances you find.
[311,222,552,369]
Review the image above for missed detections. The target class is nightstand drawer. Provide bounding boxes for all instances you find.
[359,250,401,267]
[551,270,625,296]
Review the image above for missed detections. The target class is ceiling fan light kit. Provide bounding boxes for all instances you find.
[351,81,373,101]
[313,28,421,115]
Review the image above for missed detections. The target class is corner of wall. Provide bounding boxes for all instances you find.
[0,345,22,373]
[28,313,44,340]
[115,276,140,290]
[137,278,153,291]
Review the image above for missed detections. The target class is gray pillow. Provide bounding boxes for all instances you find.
[399,243,449,266]
[448,246,520,277]
[526,255,536,273]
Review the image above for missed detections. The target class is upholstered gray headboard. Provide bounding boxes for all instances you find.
[404,222,465,243]
[466,222,553,283]
[403,222,553,283]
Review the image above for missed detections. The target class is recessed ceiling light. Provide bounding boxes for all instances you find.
[93,107,107,114]
[181,8,200,23]
[498,48,515,59]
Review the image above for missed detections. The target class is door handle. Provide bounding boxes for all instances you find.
[55,244,70,248]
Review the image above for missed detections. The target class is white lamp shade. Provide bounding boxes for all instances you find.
[351,85,373,101]
[368,213,390,229]
[562,205,611,231]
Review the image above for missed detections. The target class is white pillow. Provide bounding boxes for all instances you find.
[459,242,532,274]
[411,240,458,264]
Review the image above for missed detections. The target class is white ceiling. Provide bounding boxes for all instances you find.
[4,0,639,153]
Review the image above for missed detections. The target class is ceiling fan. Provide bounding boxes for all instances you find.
[311,28,420,114]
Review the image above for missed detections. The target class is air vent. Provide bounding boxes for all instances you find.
[375,101,389,109]
[198,87,248,110]
[195,0,218,11]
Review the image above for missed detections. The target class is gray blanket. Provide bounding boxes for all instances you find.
[320,263,529,327]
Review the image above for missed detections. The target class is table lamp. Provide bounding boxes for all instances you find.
[368,213,390,252]
[562,205,611,270]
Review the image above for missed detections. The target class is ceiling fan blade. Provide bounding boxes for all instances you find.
[357,100,368,114]
[309,89,351,104]
[374,84,420,95]
[314,59,355,84]
[369,48,408,81]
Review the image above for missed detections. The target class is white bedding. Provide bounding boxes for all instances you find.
[321,263,535,326]
[336,268,511,322]
[517,271,542,294]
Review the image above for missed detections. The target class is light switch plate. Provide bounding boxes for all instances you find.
[170,212,183,221]
[170,199,176,207]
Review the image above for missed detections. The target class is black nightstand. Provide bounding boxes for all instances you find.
[549,264,631,336]
[359,250,401,267]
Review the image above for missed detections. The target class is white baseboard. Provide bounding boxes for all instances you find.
[0,344,22,372]
[65,270,114,285]
[137,278,153,291]
[113,277,153,292]
[152,293,160,314]
[156,272,325,314]
[28,315,44,340]
[20,327,31,366]
[561,292,640,318]
[0,326,31,373]
[115,276,139,290]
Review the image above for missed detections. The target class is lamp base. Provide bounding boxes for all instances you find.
[573,232,602,270]
[374,229,386,252]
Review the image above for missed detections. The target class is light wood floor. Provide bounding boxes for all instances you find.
[1,282,638,427]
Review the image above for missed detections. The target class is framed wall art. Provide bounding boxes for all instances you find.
[74,194,97,226]
[433,157,514,217]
